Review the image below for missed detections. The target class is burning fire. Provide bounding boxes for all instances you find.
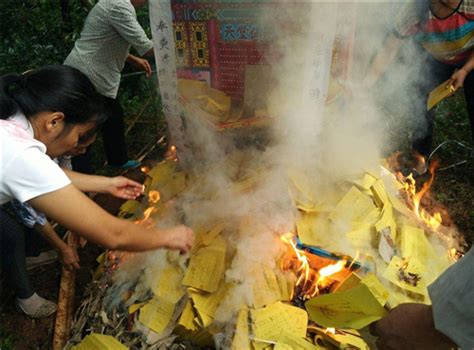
[166,145,178,161]
[280,233,347,300]
[148,190,161,205]
[107,191,162,269]
[391,155,443,231]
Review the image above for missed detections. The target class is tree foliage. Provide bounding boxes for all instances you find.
[0,0,93,75]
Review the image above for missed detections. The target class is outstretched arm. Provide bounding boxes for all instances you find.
[28,185,194,252]
[363,34,404,88]
[63,169,143,200]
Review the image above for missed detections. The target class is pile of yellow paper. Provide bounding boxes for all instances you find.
[292,166,453,311]
[75,157,455,349]
[178,79,232,123]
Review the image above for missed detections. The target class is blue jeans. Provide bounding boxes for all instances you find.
[0,207,35,299]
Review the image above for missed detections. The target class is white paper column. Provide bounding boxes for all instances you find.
[304,2,336,109]
[149,0,191,166]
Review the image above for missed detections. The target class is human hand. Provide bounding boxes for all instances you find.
[450,68,468,90]
[161,225,195,254]
[59,245,80,271]
[371,303,457,350]
[107,176,144,199]
[131,57,152,78]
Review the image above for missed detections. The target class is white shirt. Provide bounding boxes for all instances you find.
[0,112,71,205]
[64,0,153,98]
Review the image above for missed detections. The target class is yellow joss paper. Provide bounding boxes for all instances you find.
[386,190,412,217]
[145,160,177,189]
[189,283,229,327]
[382,256,428,298]
[305,284,387,329]
[351,173,377,195]
[231,308,252,350]
[360,274,390,307]
[276,270,292,302]
[427,79,455,110]
[72,333,127,350]
[330,186,376,223]
[335,273,362,293]
[296,213,326,247]
[252,301,308,350]
[183,236,226,293]
[138,297,177,334]
[276,333,321,350]
[157,171,186,201]
[128,301,147,314]
[335,273,389,307]
[324,329,370,350]
[399,225,433,266]
[252,267,283,308]
[153,266,185,303]
[346,223,374,249]
[375,204,396,241]
[370,179,389,208]
[176,299,198,334]
[178,79,209,98]
[118,199,141,219]
[198,222,226,246]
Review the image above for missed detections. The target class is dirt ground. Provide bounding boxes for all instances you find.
[0,169,145,350]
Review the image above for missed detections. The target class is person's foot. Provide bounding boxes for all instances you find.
[25,250,58,271]
[112,160,140,169]
[16,293,57,318]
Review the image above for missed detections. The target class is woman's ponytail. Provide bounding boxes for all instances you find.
[0,73,26,119]
[0,65,106,125]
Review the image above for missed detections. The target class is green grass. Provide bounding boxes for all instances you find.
[432,91,474,246]
[0,325,15,350]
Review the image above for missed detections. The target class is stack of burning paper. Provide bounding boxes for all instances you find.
[70,156,459,350]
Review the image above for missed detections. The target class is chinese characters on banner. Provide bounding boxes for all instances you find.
[149,0,192,166]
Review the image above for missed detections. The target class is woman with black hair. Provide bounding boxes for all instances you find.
[1,65,194,318]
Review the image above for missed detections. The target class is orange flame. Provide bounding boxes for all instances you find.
[398,159,442,230]
[148,190,161,205]
[280,233,348,300]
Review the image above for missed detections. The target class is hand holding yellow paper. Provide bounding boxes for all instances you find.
[427,79,456,110]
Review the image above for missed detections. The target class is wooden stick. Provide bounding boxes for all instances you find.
[52,232,77,350]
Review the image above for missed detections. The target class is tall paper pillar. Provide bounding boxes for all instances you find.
[149,0,192,166]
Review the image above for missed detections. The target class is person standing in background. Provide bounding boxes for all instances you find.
[65,0,154,173]
[365,0,473,158]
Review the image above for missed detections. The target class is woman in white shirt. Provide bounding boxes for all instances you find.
[0,65,194,318]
